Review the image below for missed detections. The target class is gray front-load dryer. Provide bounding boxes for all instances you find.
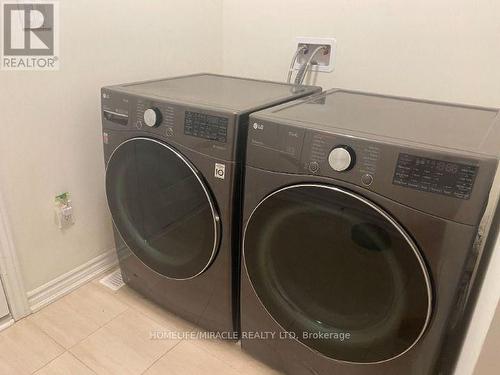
[101,73,321,334]
[240,89,500,374]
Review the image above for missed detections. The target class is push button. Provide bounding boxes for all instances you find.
[361,174,374,186]
[309,161,319,173]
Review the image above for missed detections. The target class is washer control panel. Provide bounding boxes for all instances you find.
[184,111,228,143]
[393,153,478,200]
[101,90,237,161]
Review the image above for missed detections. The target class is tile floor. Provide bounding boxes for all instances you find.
[0,271,281,375]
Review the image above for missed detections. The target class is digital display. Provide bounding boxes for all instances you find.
[184,111,228,143]
[393,153,478,200]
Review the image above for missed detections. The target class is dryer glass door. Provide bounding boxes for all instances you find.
[244,184,432,364]
[106,137,220,280]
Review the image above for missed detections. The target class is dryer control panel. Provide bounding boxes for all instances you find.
[245,117,497,225]
[393,153,478,200]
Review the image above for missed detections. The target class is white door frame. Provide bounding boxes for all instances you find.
[0,188,31,320]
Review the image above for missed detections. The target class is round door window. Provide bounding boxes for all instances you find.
[244,184,432,363]
[106,137,220,280]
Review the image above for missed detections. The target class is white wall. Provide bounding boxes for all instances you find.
[222,0,500,107]
[0,0,223,292]
[473,300,500,375]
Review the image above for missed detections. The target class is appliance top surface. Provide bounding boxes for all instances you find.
[109,73,320,113]
[255,89,500,157]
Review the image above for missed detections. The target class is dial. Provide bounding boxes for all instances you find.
[328,146,355,172]
[143,108,162,127]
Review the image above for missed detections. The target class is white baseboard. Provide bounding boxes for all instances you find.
[27,248,118,312]
[0,317,14,332]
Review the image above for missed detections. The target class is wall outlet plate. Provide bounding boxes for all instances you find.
[294,37,336,73]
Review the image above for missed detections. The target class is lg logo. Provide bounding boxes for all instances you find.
[214,163,225,180]
[1,1,59,70]
[252,122,264,130]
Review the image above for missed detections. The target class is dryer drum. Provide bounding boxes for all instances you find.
[243,184,433,364]
[351,222,392,252]
[105,137,221,280]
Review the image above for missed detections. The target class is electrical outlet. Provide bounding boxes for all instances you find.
[54,192,75,229]
[294,37,336,73]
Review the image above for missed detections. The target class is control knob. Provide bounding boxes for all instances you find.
[328,146,355,172]
[144,107,162,127]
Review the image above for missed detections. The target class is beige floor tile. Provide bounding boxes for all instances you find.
[34,352,95,375]
[71,309,180,375]
[192,336,282,375]
[144,340,241,375]
[1,276,281,375]
[63,282,129,327]
[0,359,24,375]
[29,298,100,349]
[93,270,195,334]
[0,319,64,374]
[114,285,196,334]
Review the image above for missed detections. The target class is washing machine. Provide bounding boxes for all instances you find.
[101,73,320,334]
[240,89,500,374]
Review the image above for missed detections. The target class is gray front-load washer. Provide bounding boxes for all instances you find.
[240,89,499,374]
[101,73,321,334]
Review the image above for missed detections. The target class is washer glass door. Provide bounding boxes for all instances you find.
[106,137,220,280]
[244,184,432,364]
